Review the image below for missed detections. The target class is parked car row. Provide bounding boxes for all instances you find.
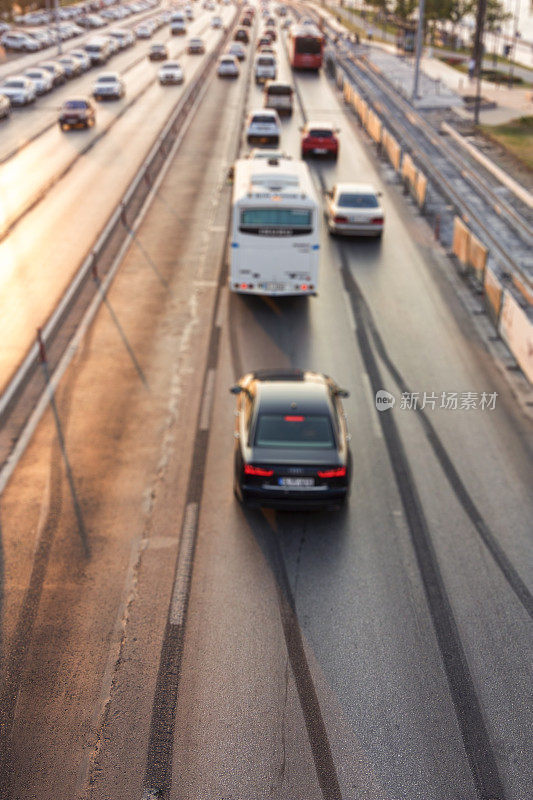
[11,0,160,29]
[1,0,162,51]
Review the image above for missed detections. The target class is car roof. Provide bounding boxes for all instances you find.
[249,108,277,117]
[254,377,332,416]
[334,182,378,194]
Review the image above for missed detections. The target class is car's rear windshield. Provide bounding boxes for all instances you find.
[308,128,333,137]
[266,84,292,95]
[337,193,379,208]
[254,414,334,449]
[64,100,87,108]
[252,114,276,124]
[98,76,117,82]
[257,56,275,65]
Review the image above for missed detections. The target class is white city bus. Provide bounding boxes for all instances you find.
[229,156,320,296]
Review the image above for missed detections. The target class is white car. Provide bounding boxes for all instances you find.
[24,68,54,94]
[325,183,384,237]
[1,31,40,51]
[245,108,281,146]
[254,52,277,84]
[228,42,245,61]
[69,49,92,71]
[0,93,11,120]
[135,23,153,38]
[217,54,239,78]
[92,72,125,100]
[158,61,184,84]
[211,15,223,28]
[0,76,36,105]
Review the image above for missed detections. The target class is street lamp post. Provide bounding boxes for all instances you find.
[412,0,426,100]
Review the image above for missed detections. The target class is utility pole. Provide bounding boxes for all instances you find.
[472,0,487,125]
[412,0,426,101]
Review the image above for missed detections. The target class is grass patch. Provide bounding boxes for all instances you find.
[480,116,533,171]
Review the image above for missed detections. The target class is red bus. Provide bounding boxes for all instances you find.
[289,24,324,70]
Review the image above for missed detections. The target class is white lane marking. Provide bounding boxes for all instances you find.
[193,279,218,288]
[169,502,199,627]
[343,289,357,331]
[361,372,383,439]
[199,368,216,431]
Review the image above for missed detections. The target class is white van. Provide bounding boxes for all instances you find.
[254,53,277,84]
[263,81,293,116]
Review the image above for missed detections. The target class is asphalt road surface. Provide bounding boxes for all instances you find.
[0,5,532,800]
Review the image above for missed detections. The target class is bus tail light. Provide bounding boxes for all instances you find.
[317,467,346,478]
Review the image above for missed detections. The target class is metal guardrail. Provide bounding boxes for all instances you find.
[0,17,237,444]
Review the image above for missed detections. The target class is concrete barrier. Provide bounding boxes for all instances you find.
[452,217,488,284]
[499,291,533,383]
[366,109,382,145]
[343,81,352,104]
[382,129,401,172]
[484,267,503,326]
[452,217,471,269]
[468,231,488,284]
[415,173,428,210]
[511,273,533,306]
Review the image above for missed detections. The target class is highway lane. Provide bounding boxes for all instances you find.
[0,4,235,390]
[0,8,531,800]
[0,26,249,799]
[169,18,533,800]
[0,9,205,162]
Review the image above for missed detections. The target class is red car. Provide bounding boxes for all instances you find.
[300,121,339,159]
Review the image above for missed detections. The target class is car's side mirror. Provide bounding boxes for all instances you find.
[227,165,234,182]
[336,388,350,398]
[324,189,332,198]
[229,385,242,394]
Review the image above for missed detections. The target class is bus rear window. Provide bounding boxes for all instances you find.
[240,208,312,228]
[295,37,322,54]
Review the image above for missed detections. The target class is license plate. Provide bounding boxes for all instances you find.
[314,148,328,154]
[268,282,285,291]
[259,136,269,142]
[279,477,314,487]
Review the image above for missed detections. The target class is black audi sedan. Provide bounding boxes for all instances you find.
[231,369,351,509]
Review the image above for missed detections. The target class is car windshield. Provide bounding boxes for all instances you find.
[257,57,274,65]
[64,100,87,108]
[252,115,276,124]
[308,128,333,137]
[338,193,379,208]
[254,414,335,449]
[163,62,180,69]
[6,80,24,88]
[26,71,42,78]
[98,76,117,82]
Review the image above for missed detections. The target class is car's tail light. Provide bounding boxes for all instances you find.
[334,216,348,224]
[244,464,274,477]
[371,217,384,225]
[284,415,304,422]
[317,467,346,478]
